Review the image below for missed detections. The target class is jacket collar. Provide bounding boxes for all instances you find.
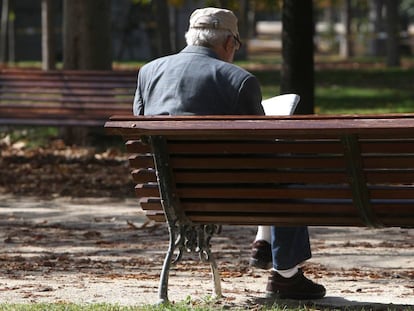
[180,45,220,60]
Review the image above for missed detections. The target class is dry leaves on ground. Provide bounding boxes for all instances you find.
[0,138,134,198]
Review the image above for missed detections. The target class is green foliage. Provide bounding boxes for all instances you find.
[1,126,59,148]
[250,66,414,115]
[314,68,414,114]
[401,0,414,18]
[131,0,151,5]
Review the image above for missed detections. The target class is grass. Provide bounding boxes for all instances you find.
[253,66,414,114]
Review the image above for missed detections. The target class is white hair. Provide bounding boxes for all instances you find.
[185,28,232,48]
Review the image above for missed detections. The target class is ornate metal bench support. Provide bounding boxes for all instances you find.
[158,222,222,303]
[150,136,222,303]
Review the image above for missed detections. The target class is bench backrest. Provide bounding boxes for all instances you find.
[0,69,137,126]
[105,115,414,228]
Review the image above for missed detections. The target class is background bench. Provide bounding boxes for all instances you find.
[0,69,137,127]
[105,114,414,302]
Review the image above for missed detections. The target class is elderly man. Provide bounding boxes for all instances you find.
[133,7,325,300]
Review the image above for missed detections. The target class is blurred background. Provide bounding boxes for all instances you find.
[1,0,414,67]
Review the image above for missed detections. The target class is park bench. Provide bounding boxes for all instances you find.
[0,68,137,127]
[105,114,414,302]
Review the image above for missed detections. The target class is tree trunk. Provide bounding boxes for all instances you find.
[152,0,172,57]
[63,0,112,70]
[41,0,56,70]
[0,0,9,63]
[368,0,385,57]
[234,0,249,60]
[385,0,400,67]
[62,0,112,145]
[281,0,314,114]
[340,0,353,58]
[7,0,14,63]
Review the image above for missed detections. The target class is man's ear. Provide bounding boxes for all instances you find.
[224,35,233,52]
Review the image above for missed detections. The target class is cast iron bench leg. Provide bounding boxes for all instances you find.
[157,223,222,303]
[206,245,222,298]
[157,223,176,303]
[197,225,222,298]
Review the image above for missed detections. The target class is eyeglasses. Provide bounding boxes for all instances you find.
[233,36,242,50]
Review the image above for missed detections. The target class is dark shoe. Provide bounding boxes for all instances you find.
[266,269,326,300]
[249,240,272,270]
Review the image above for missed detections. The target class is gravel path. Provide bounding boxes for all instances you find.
[0,194,413,309]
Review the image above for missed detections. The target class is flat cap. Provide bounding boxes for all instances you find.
[189,7,239,37]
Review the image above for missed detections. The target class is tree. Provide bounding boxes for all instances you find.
[62,0,112,144]
[0,0,9,64]
[153,0,172,57]
[385,0,401,67]
[368,0,385,57]
[63,0,112,70]
[41,0,56,70]
[281,0,315,114]
[340,0,353,58]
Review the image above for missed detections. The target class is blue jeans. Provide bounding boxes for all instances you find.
[271,226,312,270]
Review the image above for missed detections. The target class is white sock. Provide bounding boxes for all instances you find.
[254,225,271,243]
[274,265,299,278]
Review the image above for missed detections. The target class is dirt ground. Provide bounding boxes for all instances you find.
[0,194,413,310]
[0,140,413,309]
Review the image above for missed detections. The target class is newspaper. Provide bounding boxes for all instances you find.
[261,94,300,116]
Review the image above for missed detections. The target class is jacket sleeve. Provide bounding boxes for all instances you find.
[133,71,144,116]
[237,76,265,115]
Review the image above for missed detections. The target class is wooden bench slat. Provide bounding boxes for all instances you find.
[139,198,414,214]
[0,108,130,118]
[140,198,163,211]
[135,184,159,197]
[143,213,413,226]
[125,140,152,153]
[374,202,414,214]
[369,187,414,199]
[0,88,133,95]
[0,69,137,127]
[0,96,132,104]
[185,214,365,226]
[0,118,106,126]
[0,78,136,93]
[181,201,356,213]
[142,200,414,226]
[142,211,165,221]
[360,139,414,153]
[169,157,346,169]
[366,171,414,183]
[0,104,131,111]
[362,156,414,168]
[175,186,353,199]
[105,115,414,138]
[166,140,345,154]
[173,171,349,184]
[131,169,157,183]
[129,155,154,168]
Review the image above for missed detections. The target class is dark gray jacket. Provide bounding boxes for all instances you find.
[133,45,264,116]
